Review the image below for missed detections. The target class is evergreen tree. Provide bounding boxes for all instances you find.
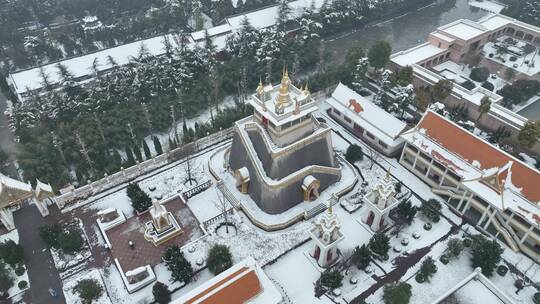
[152,281,171,304]
[153,137,164,155]
[397,66,414,86]
[470,234,503,277]
[368,41,392,69]
[518,122,540,148]
[446,238,464,260]
[133,145,143,163]
[126,183,152,212]
[163,245,194,283]
[345,144,364,163]
[74,279,103,304]
[394,200,417,225]
[142,140,152,160]
[125,146,136,167]
[0,262,14,297]
[418,256,437,282]
[432,79,453,102]
[319,269,343,290]
[352,57,369,91]
[207,244,233,275]
[382,281,412,304]
[351,244,371,270]
[0,240,24,267]
[369,232,390,260]
[420,199,442,223]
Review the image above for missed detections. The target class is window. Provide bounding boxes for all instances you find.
[344,116,352,123]
[438,42,442,48]
[333,108,341,116]
[354,123,364,134]
[378,140,388,149]
[366,132,375,139]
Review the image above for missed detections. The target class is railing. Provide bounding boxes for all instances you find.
[182,180,212,200]
[55,127,234,209]
[202,208,234,229]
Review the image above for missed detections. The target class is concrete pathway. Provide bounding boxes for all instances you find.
[14,204,66,304]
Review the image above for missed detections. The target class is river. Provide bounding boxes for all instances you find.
[325,0,489,63]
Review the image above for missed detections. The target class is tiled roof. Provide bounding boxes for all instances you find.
[417,111,540,203]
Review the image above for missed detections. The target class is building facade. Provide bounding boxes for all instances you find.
[400,111,540,259]
[326,83,408,157]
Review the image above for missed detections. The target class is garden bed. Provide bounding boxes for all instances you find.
[50,218,93,279]
[62,268,112,304]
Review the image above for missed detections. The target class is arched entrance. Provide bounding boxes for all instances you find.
[234,167,250,194]
[302,175,320,201]
[366,211,375,226]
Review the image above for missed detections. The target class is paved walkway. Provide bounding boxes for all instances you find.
[14,204,66,304]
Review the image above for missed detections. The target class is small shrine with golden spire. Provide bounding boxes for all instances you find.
[362,168,399,231]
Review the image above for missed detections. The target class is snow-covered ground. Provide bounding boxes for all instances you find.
[63,269,112,304]
[433,60,508,92]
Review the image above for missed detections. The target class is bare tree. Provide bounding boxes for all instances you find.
[183,145,200,186]
[214,190,232,233]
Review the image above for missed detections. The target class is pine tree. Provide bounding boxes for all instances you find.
[133,145,143,163]
[207,244,233,275]
[125,146,135,167]
[518,121,540,148]
[368,41,392,69]
[351,244,371,270]
[153,137,163,155]
[418,256,437,282]
[369,232,390,260]
[382,281,412,304]
[319,269,343,291]
[142,140,152,160]
[420,199,442,223]
[126,183,152,212]
[152,281,171,304]
[163,245,194,283]
[470,234,503,277]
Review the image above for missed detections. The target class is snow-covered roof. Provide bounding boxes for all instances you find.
[391,43,446,66]
[190,24,232,41]
[438,19,488,41]
[8,34,181,94]
[226,0,329,31]
[478,13,540,34]
[327,83,407,146]
[173,257,281,304]
[431,32,456,43]
[402,111,540,226]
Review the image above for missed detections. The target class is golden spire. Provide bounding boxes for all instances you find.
[275,65,291,108]
[304,82,310,96]
[257,76,264,97]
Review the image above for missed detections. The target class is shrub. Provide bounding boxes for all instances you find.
[461,80,476,90]
[369,232,390,260]
[15,266,25,276]
[0,240,25,267]
[423,223,432,231]
[207,244,233,275]
[152,281,171,304]
[470,67,490,82]
[351,245,371,270]
[419,256,437,282]
[415,273,425,283]
[0,263,14,296]
[126,183,152,213]
[534,292,540,304]
[394,200,417,225]
[481,81,494,91]
[39,224,63,248]
[18,280,27,289]
[439,255,449,265]
[163,245,193,284]
[74,279,103,304]
[497,265,508,276]
[463,237,472,247]
[320,269,343,290]
[420,199,441,223]
[57,229,84,254]
[509,56,517,62]
[345,144,364,163]
[446,238,464,260]
[470,234,503,277]
[382,281,412,304]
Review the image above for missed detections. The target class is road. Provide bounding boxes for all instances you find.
[14,204,66,304]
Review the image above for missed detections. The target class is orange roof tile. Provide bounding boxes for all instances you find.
[417,111,540,203]
[185,267,262,304]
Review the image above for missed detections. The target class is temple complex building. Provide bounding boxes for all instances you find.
[400,110,540,259]
[228,69,341,214]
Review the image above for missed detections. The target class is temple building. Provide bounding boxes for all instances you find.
[400,110,540,259]
[0,174,53,230]
[228,69,341,214]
